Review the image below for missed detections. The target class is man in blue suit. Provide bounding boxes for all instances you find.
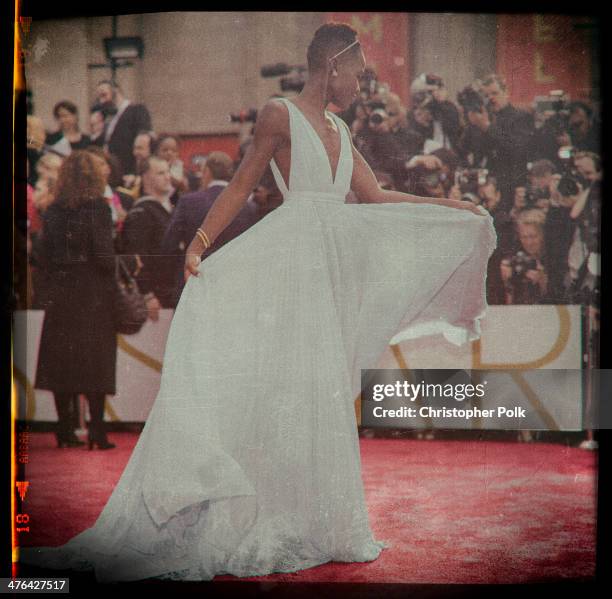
[161,151,282,307]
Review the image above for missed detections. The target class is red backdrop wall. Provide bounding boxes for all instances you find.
[177,134,240,170]
[496,14,594,109]
[326,12,410,105]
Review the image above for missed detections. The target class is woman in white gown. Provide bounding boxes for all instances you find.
[20,24,496,582]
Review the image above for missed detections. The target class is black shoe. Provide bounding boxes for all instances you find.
[87,433,116,451]
[56,432,86,448]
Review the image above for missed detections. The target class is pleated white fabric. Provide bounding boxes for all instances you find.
[20,97,497,582]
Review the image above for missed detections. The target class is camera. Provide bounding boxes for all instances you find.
[524,185,551,208]
[229,108,258,124]
[505,251,542,303]
[422,170,448,193]
[356,69,391,114]
[369,108,388,127]
[511,251,538,277]
[533,90,569,128]
[556,152,589,197]
[280,70,306,93]
[425,74,443,87]
[260,63,307,93]
[457,85,485,115]
[455,168,488,202]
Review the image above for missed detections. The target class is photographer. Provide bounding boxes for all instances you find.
[568,101,600,155]
[565,153,601,304]
[409,73,462,154]
[458,74,534,201]
[403,153,447,197]
[357,100,421,192]
[477,176,514,304]
[500,209,564,305]
[526,159,558,214]
[531,111,572,171]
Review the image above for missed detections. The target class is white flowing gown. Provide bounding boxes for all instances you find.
[20,97,497,582]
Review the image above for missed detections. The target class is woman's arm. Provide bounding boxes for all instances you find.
[184,99,287,279]
[344,120,482,214]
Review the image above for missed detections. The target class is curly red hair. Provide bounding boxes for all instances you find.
[54,150,106,210]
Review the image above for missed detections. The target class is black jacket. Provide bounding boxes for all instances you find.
[160,185,272,306]
[34,198,117,394]
[106,103,152,176]
[118,197,174,307]
[459,104,534,196]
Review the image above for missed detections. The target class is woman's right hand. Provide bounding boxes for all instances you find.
[184,253,201,282]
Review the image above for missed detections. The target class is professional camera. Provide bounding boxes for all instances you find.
[358,67,384,100]
[365,99,388,126]
[369,109,388,126]
[510,251,539,279]
[524,185,551,207]
[455,168,488,202]
[229,108,258,124]
[260,63,307,93]
[533,90,569,128]
[557,155,589,198]
[505,251,542,303]
[423,170,448,191]
[410,73,444,106]
[355,69,391,117]
[457,84,485,115]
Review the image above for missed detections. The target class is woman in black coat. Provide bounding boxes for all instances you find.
[34,150,117,450]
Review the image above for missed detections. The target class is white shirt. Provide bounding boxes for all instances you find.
[160,196,173,213]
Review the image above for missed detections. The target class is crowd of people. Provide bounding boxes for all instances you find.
[19,70,600,448]
[25,79,284,315]
[22,79,283,449]
[337,70,601,307]
[24,73,602,314]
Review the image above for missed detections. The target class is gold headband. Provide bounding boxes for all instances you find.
[328,39,360,62]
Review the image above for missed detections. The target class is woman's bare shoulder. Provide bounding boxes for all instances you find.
[255,98,290,141]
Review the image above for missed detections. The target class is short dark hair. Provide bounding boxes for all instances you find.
[431,147,459,173]
[307,22,359,73]
[97,79,122,93]
[156,134,178,150]
[138,155,167,177]
[135,130,158,154]
[205,151,234,182]
[53,100,78,119]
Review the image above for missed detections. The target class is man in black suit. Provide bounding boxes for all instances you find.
[459,74,534,204]
[96,79,152,177]
[119,156,175,318]
[161,151,282,307]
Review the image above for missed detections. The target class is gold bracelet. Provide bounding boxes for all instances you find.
[197,228,211,247]
[195,230,210,249]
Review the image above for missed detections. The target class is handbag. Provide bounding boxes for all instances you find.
[114,256,148,335]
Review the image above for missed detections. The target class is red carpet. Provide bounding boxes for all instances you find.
[19,433,596,583]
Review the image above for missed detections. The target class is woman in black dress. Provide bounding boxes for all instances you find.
[34,150,117,450]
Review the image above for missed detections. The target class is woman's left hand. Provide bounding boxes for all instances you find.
[445,198,486,216]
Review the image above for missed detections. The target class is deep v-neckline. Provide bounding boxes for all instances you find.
[286,99,343,186]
